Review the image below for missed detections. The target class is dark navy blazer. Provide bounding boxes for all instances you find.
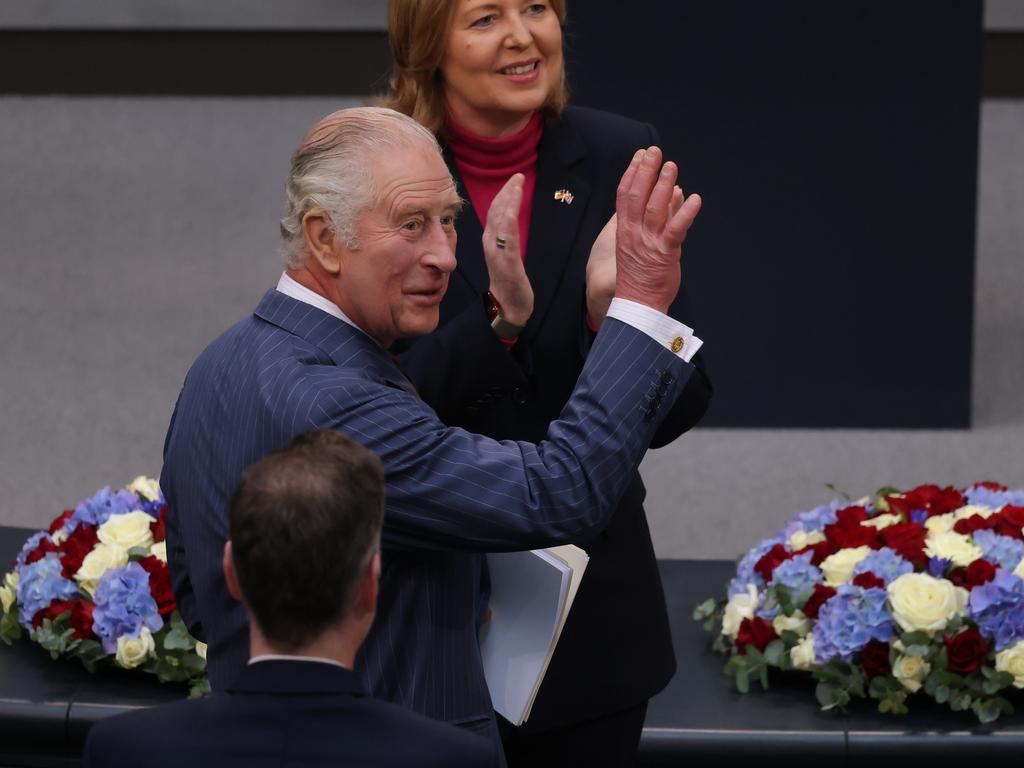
[396,105,713,731]
[162,287,693,735]
[82,660,494,767]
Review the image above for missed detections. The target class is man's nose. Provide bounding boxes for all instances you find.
[423,227,457,273]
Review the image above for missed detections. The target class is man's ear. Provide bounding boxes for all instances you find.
[301,209,342,275]
[357,551,381,616]
[223,541,244,602]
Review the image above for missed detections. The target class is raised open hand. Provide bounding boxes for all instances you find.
[613,147,702,314]
[481,173,534,328]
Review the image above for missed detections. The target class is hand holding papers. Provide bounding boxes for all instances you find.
[479,545,589,725]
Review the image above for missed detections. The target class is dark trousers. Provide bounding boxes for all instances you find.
[499,701,648,768]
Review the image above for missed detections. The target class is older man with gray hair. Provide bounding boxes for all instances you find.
[162,106,703,755]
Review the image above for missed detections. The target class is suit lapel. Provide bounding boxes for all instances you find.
[523,116,592,342]
[444,145,489,296]
[253,290,416,395]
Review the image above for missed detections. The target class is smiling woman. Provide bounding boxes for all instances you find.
[383,0,712,765]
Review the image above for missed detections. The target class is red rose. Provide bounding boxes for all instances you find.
[150,505,167,542]
[824,521,879,550]
[57,524,99,579]
[954,515,997,536]
[943,628,990,673]
[860,639,891,679]
[880,522,927,565]
[138,556,176,617]
[996,506,1024,540]
[974,481,1007,492]
[835,506,871,526]
[903,485,966,518]
[852,572,886,590]
[24,536,59,565]
[949,559,997,590]
[736,617,778,654]
[803,583,837,619]
[794,540,834,566]
[48,510,74,535]
[31,599,96,640]
[754,543,793,584]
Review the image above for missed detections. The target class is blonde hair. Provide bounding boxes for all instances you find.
[382,0,569,134]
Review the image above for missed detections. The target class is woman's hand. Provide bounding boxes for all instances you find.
[482,173,534,328]
[586,183,686,330]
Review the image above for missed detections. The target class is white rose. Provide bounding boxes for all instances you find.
[954,504,997,521]
[149,541,168,563]
[924,531,982,568]
[995,642,1024,689]
[115,628,155,669]
[773,610,811,637]
[51,528,69,545]
[862,513,902,530]
[790,634,816,670]
[787,529,826,550]
[127,476,161,501]
[98,511,155,551]
[1013,559,1024,580]
[820,546,873,587]
[722,584,759,639]
[887,572,968,634]
[195,641,208,661]
[892,654,931,692]
[925,513,956,535]
[74,542,129,597]
[0,585,14,615]
[4,571,18,590]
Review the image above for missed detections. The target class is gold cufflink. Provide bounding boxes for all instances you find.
[670,336,685,353]
[553,189,574,205]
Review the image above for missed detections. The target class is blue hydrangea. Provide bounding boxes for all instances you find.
[137,493,165,518]
[92,562,163,654]
[728,536,784,597]
[969,569,1024,651]
[70,487,139,531]
[813,585,894,663]
[928,556,953,578]
[909,509,929,525]
[15,532,49,567]
[972,530,1024,572]
[964,486,1024,510]
[853,547,914,585]
[15,554,80,629]
[786,499,843,535]
[769,552,821,594]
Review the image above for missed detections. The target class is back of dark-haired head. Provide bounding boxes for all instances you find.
[228,429,385,650]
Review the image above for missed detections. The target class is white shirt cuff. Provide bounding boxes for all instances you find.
[606,298,703,363]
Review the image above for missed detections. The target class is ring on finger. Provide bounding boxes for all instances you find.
[495,235,507,249]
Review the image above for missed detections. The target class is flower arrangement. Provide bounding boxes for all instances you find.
[694,482,1024,723]
[0,477,209,697]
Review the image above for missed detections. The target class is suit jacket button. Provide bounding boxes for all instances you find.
[511,386,527,405]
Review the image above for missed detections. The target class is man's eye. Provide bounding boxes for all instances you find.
[440,215,456,229]
[402,220,422,232]
[470,14,496,28]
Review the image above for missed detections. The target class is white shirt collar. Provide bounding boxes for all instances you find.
[275,272,359,331]
[248,653,349,670]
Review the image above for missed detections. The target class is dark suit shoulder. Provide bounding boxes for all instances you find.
[557,104,657,156]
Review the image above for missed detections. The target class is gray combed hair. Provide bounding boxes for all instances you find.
[279,106,441,268]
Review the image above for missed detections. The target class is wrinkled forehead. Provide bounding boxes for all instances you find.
[368,143,462,217]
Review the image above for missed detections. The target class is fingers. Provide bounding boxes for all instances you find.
[484,174,524,257]
[615,149,645,220]
[663,193,702,249]
[624,147,663,224]
[670,185,684,216]
[644,161,678,234]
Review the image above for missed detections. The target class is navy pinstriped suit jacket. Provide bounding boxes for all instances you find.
[161,288,693,731]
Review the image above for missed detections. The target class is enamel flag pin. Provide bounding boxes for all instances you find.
[553,189,574,205]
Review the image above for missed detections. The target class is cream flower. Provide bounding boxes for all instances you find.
[773,610,811,637]
[787,529,826,551]
[0,585,14,615]
[127,476,161,501]
[924,514,956,536]
[924,531,982,568]
[51,528,69,545]
[149,541,168,563]
[862,513,902,530]
[98,511,155,551]
[195,641,208,661]
[820,546,872,587]
[995,642,1024,688]
[893,654,931,692]
[115,628,155,669]
[4,571,18,590]
[953,504,997,521]
[887,572,968,634]
[74,542,129,597]
[790,634,816,670]
[721,584,759,639]
[1013,559,1024,580]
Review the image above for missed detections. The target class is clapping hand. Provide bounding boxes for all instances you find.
[481,173,534,328]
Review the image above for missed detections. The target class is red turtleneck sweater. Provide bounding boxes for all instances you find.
[445,113,543,260]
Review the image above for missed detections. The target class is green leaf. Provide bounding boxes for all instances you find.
[70,639,107,673]
[816,681,837,709]
[764,639,785,667]
[693,598,718,621]
[127,546,151,560]
[163,625,195,652]
[825,483,852,502]
[736,666,750,694]
[950,691,973,711]
[30,614,76,658]
[189,677,212,699]
[0,609,22,645]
